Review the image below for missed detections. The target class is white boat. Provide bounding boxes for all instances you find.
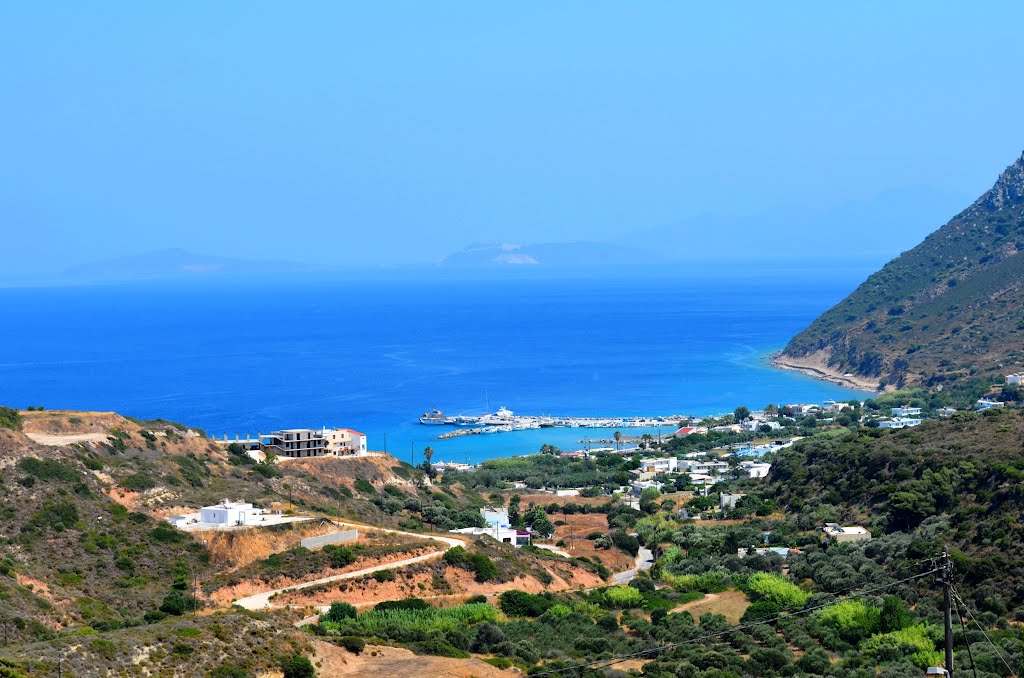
[419,409,448,425]
[479,406,515,426]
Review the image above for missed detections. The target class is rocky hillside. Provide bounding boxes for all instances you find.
[781,150,1024,389]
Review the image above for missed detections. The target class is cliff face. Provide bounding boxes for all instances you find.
[782,151,1024,389]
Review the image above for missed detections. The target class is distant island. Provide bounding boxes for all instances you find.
[779,150,1024,394]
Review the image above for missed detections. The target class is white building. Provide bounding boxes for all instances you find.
[720,492,746,509]
[631,480,663,496]
[975,399,1004,411]
[480,508,510,528]
[891,406,922,417]
[878,417,922,429]
[261,427,367,458]
[740,462,772,479]
[742,420,782,432]
[450,526,531,547]
[1007,373,1024,385]
[637,457,678,474]
[200,500,264,526]
[936,407,957,417]
[679,460,731,476]
[822,523,871,543]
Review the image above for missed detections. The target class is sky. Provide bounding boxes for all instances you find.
[2,2,1023,276]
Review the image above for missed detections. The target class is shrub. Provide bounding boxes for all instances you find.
[280,654,315,678]
[160,590,199,616]
[338,636,365,654]
[465,553,498,583]
[861,624,940,665]
[610,530,639,557]
[150,524,185,543]
[91,637,117,660]
[374,597,430,612]
[466,594,488,604]
[121,472,157,491]
[597,586,645,609]
[499,590,552,618]
[320,602,496,635]
[208,664,254,678]
[324,602,357,622]
[0,406,22,431]
[354,478,376,495]
[324,545,356,568]
[745,573,809,607]
[16,458,78,482]
[741,600,781,623]
[443,546,466,565]
[373,569,396,582]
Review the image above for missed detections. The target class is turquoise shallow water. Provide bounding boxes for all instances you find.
[0,274,868,464]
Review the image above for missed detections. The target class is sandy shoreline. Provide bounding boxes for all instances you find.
[769,350,881,393]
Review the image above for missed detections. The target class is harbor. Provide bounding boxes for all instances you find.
[422,406,683,440]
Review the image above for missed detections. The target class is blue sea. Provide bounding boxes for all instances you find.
[0,274,869,465]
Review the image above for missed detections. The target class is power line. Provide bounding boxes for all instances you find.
[531,568,940,677]
[953,587,979,678]
[952,585,1017,678]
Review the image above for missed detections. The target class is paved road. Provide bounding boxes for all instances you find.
[611,546,654,586]
[233,522,464,611]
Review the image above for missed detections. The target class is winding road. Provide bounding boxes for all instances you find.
[233,522,464,611]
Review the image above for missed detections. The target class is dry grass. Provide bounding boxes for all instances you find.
[672,589,750,624]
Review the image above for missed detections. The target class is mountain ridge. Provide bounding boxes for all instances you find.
[781,150,1024,390]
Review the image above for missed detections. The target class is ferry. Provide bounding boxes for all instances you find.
[419,409,448,425]
[479,406,515,426]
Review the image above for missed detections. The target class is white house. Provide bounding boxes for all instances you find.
[740,462,772,479]
[450,526,531,547]
[1007,373,1024,386]
[936,407,958,417]
[720,492,746,509]
[741,420,782,432]
[878,417,922,429]
[891,406,922,417]
[679,460,731,476]
[637,457,678,474]
[200,500,264,526]
[631,480,663,496]
[975,399,1004,411]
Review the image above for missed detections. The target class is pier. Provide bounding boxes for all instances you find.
[422,407,683,439]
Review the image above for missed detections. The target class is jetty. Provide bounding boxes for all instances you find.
[422,407,682,437]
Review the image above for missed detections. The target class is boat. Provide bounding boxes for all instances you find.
[479,406,515,426]
[419,409,448,425]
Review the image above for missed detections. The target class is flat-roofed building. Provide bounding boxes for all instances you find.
[261,427,367,458]
[822,523,871,543]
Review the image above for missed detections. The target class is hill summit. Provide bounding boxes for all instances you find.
[780,150,1024,390]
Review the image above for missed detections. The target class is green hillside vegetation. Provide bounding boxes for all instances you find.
[784,151,1024,389]
[332,411,1024,675]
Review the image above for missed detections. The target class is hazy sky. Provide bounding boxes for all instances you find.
[2,2,1022,274]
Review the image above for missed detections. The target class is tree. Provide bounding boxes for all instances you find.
[421,446,435,477]
[280,654,315,678]
[734,406,751,423]
[640,433,653,450]
[508,494,522,528]
[613,431,623,450]
[325,601,357,622]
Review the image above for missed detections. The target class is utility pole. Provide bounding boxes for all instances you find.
[940,547,954,677]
